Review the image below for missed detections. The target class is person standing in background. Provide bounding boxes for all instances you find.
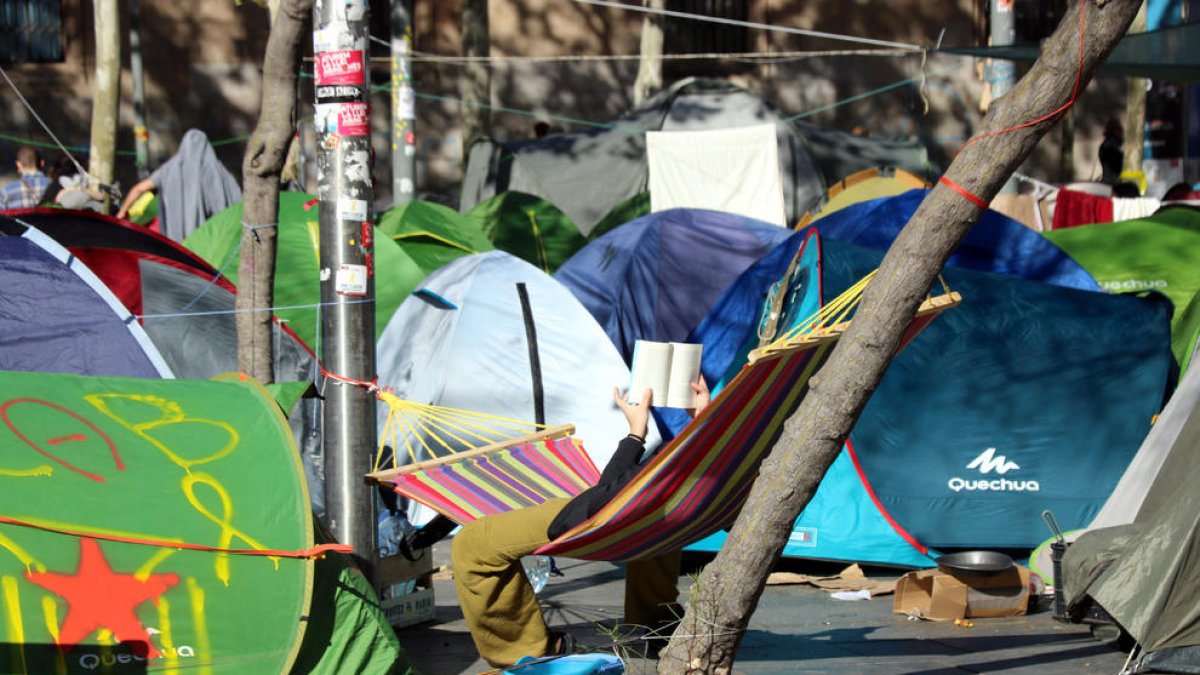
[1099,118,1124,186]
[0,146,51,209]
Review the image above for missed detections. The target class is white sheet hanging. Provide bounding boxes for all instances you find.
[646,123,787,227]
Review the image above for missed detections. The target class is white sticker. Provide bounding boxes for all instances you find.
[314,27,339,53]
[336,264,368,296]
[338,198,368,222]
[398,87,416,119]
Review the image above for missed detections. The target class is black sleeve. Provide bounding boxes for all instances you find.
[547,435,647,540]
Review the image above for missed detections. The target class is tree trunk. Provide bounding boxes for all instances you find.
[656,1,1142,672]
[88,0,120,215]
[237,0,313,383]
[633,0,664,106]
[1060,108,1076,183]
[1122,2,1148,178]
[461,0,491,154]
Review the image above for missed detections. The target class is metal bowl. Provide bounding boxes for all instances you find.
[935,550,1015,576]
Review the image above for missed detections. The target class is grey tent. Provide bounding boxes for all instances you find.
[1062,355,1200,673]
[1089,350,1200,531]
[461,78,933,232]
[462,78,824,232]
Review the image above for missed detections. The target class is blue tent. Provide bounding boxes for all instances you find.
[0,219,173,378]
[823,239,1170,550]
[804,189,1103,291]
[682,228,1172,565]
[555,208,794,362]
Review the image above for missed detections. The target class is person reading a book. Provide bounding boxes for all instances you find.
[451,377,710,667]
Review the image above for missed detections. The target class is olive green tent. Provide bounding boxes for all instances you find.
[185,192,426,349]
[1062,358,1200,673]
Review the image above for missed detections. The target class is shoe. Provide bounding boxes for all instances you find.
[547,630,577,656]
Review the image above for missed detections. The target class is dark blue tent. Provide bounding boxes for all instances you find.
[555,208,794,361]
[686,228,1173,564]
[0,220,172,378]
[804,189,1103,291]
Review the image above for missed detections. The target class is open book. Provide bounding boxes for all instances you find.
[628,340,703,408]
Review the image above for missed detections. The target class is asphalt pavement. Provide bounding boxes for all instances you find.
[394,544,1130,675]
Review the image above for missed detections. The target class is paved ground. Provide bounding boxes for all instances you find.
[394,544,1129,675]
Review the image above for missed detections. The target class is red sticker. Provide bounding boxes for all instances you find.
[337,102,370,136]
[315,50,365,86]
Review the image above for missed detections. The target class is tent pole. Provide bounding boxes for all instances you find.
[313,0,379,587]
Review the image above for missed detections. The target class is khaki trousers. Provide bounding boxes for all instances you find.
[450,497,681,667]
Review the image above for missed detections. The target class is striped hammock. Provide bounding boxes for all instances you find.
[372,425,600,524]
[368,275,960,561]
[536,289,959,561]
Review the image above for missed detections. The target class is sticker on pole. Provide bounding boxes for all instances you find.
[316,50,365,86]
[315,102,370,137]
[338,198,368,223]
[336,263,368,297]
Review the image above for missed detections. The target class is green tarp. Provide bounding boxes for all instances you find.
[1044,206,1200,368]
[0,372,314,673]
[184,192,426,349]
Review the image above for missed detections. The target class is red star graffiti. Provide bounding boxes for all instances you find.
[26,538,179,657]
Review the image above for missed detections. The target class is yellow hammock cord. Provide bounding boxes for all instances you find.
[373,270,953,473]
[758,271,954,354]
[374,394,552,473]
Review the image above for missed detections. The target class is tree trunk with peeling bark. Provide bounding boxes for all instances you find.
[88,0,119,214]
[656,1,1142,672]
[633,0,664,106]
[237,0,313,383]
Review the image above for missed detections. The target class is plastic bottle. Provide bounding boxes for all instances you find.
[522,555,552,594]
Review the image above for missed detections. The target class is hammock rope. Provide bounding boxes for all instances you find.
[374,391,553,473]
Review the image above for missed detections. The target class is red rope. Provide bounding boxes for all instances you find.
[960,0,1087,153]
[938,176,989,208]
[941,0,1089,208]
[0,515,353,559]
[319,367,380,393]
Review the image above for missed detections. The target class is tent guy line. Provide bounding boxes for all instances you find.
[570,0,925,51]
[133,295,372,319]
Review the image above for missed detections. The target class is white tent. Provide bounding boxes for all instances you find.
[376,251,660,524]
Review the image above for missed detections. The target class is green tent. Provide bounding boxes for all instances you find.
[466,191,586,273]
[588,191,651,242]
[376,199,493,276]
[1045,206,1200,368]
[184,192,426,349]
[0,370,408,673]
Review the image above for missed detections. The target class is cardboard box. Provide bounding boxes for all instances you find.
[378,548,436,628]
[381,586,436,628]
[893,565,1031,621]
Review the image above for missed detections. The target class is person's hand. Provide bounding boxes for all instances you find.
[613,386,651,440]
[687,376,711,418]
